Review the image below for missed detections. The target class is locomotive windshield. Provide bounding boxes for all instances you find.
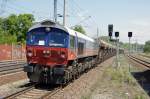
[49,32,68,47]
[27,28,68,47]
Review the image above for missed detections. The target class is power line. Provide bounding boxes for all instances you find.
[7,1,50,15]
[58,0,78,18]
[2,0,51,21]
[9,1,48,14]
[4,5,50,21]
[68,0,98,30]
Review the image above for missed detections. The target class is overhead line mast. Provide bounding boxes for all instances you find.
[54,0,57,22]
[54,0,66,25]
[63,0,66,26]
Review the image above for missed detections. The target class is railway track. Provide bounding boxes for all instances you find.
[139,53,150,59]
[0,60,26,75]
[127,55,150,68]
[4,84,61,99]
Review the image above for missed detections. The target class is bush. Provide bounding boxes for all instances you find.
[144,40,150,53]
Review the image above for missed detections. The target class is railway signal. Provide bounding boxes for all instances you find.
[108,24,113,39]
[128,32,133,72]
[115,32,119,38]
[128,32,132,55]
[128,32,132,38]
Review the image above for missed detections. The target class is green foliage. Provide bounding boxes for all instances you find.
[0,32,17,44]
[73,25,86,35]
[0,14,34,44]
[144,40,150,53]
[134,94,145,99]
[104,67,136,86]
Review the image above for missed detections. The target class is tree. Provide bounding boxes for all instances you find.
[144,40,150,53]
[73,25,86,35]
[17,14,34,43]
[0,14,35,44]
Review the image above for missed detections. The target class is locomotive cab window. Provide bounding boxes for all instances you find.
[70,36,75,49]
[48,32,68,47]
[78,38,85,55]
[27,32,48,46]
[78,42,84,55]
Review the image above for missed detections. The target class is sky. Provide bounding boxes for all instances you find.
[0,0,150,44]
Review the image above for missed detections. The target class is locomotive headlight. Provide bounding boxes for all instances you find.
[43,50,50,57]
[45,27,51,32]
[61,52,66,59]
[46,50,50,54]
[27,51,33,57]
[61,54,65,58]
[43,50,46,54]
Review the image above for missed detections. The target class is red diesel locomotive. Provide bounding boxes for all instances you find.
[24,20,99,84]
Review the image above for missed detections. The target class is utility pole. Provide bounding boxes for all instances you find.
[63,0,66,26]
[97,28,99,39]
[129,37,131,55]
[97,28,100,46]
[54,0,57,22]
[136,39,138,53]
[115,32,119,68]
[116,39,119,67]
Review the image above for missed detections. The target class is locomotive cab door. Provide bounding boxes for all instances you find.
[75,32,78,59]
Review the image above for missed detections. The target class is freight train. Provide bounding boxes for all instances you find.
[24,20,117,84]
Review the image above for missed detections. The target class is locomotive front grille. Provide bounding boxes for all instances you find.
[51,50,60,57]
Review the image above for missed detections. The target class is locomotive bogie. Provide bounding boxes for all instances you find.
[25,64,67,84]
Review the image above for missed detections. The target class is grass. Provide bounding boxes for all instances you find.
[134,94,146,99]
[140,53,150,58]
[104,65,136,86]
[103,55,149,99]
[81,55,149,99]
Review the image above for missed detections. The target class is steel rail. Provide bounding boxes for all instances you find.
[0,60,26,75]
[4,84,61,99]
[128,55,150,68]
[4,83,36,99]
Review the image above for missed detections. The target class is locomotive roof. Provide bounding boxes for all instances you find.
[29,20,94,42]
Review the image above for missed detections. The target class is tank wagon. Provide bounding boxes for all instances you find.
[24,20,100,84]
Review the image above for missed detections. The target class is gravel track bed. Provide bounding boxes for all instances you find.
[49,57,115,99]
[0,71,27,86]
[0,79,29,98]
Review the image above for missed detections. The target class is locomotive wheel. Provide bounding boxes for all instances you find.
[27,72,34,83]
[72,61,78,80]
[78,63,82,76]
[90,61,92,68]
[68,66,73,81]
[84,62,88,73]
[64,70,69,84]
